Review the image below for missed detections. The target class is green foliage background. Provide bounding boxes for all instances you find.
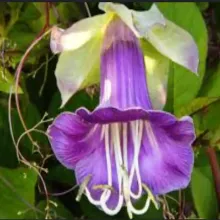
[0,2,220,219]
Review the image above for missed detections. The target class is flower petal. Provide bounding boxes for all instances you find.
[131,4,166,36]
[100,18,152,110]
[99,3,165,38]
[99,2,138,37]
[141,40,170,109]
[75,145,121,210]
[99,3,198,74]
[146,20,199,74]
[50,13,110,54]
[74,124,125,211]
[47,112,100,169]
[55,36,101,107]
[76,106,179,124]
[139,113,195,195]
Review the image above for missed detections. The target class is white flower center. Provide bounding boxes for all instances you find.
[84,120,159,218]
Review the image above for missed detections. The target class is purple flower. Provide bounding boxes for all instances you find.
[47,18,195,217]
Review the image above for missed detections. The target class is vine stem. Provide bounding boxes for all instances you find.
[84,2,91,17]
[206,147,220,210]
[12,3,51,217]
[14,2,50,146]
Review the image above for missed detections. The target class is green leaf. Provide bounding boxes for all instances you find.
[191,150,219,219]
[0,3,8,36]
[0,95,48,168]
[25,199,74,219]
[0,67,22,94]
[55,3,85,24]
[48,90,99,118]
[157,3,208,113]
[8,23,36,50]
[193,100,220,133]
[19,3,41,21]
[163,62,174,113]
[196,2,209,12]
[0,103,18,168]
[199,64,220,97]
[134,196,163,219]
[0,167,37,219]
[80,196,112,220]
[46,165,75,185]
[6,3,23,34]
[176,97,220,117]
[206,126,220,151]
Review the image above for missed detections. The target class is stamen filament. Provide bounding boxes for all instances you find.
[127,197,151,215]
[129,121,143,199]
[121,165,133,219]
[123,123,128,172]
[93,185,114,192]
[76,175,92,202]
[142,183,160,210]
[85,121,154,217]
[100,123,124,215]
[100,125,112,203]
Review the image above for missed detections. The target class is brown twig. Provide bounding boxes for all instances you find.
[206,147,220,211]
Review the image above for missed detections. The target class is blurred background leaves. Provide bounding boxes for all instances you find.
[0,2,220,219]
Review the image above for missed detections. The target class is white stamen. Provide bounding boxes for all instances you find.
[85,187,102,206]
[121,165,133,219]
[76,175,92,202]
[84,121,154,217]
[123,123,128,171]
[112,123,123,191]
[85,125,110,206]
[100,123,124,215]
[129,120,143,199]
[101,194,124,216]
[100,125,112,203]
[142,183,160,210]
[93,185,114,191]
[111,124,123,195]
[127,197,151,215]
